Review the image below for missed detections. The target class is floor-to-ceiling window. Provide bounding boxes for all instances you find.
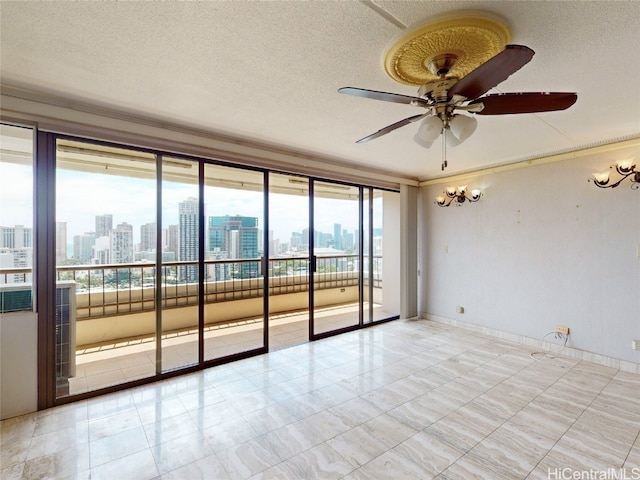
[20,129,400,407]
[203,164,265,360]
[369,188,400,322]
[55,139,158,396]
[0,123,37,418]
[267,172,310,350]
[159,155,201,371]
[0,124,34,293]
[363,187,372,324]
[311,181,362,336]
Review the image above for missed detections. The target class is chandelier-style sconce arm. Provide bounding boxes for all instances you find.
[589,159,639,189]
[435,185,482,207]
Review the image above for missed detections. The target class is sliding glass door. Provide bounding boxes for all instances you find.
[311,181,361,336]
[159,156,200,371]
[368,189,401,323]
[40,130,400,406]
[267,173,310,349]
[55,139,158,397]
[203,164,265,361]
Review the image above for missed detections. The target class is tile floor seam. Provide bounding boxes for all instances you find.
[427,347,581,478]
[341,340,538,476]
[622,430,640,468]
[523,361,625,477]
[568,371,638,469]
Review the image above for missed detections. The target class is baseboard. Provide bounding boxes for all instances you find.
[422,313,640,375]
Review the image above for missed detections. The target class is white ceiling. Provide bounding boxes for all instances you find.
[1,1,639,182]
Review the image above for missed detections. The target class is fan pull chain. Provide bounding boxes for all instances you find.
[441,127,448,171]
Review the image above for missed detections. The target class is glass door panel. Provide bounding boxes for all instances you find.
[363,188,372,324]
[312,181,361,336]
[203,164,265,361]
[55,139,157,396]
[160,156,200,371]
[0,124,34,291]
[268,173,310,349]
[372,189,400,322]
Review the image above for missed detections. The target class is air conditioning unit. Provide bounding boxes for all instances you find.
[55,281,76,397]
[1,281,78,396]
[0,282,33,313]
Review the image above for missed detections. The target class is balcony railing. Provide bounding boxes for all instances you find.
[1,255,383,319]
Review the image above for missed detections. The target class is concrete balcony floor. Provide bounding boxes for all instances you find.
[69,304,393,396]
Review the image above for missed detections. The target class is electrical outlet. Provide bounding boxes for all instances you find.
[632,340,640,351]
[456,306,464,314]
[555,325,570,335]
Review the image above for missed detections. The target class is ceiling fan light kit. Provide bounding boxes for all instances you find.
[413,115,442,148]
[339,11,578,171]
[447,114,477,145]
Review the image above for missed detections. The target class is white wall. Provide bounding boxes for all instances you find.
[1,311,38,419]
[419,148,640,364]
[381,191,400,315]
[401,185,418,318]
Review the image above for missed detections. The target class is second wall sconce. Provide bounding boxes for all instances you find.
[435,185,482,207]
[589,159,639,189]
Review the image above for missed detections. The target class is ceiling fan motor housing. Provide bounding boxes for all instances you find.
[418,78,457,102]
[428,53,459,77]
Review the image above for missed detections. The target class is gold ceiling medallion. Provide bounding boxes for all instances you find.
[384,14,512,86]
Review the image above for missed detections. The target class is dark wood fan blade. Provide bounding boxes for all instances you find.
[447,45,535,101]
[339,87,427,106]
[469,92,577,115]
[356,113,429,143]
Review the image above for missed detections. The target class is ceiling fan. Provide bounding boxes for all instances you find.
[339,45,577,170]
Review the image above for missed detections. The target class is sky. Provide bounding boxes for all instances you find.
[0,162,33,228]
[1,162,372,246]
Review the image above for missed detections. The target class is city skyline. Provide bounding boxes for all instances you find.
[2,162,383,262]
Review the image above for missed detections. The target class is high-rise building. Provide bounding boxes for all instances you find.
[317,231,332,248]
[267,230,280,257]
[93,236,110,264]
[166,224,179,257]
[333,223,342,250]
[290,232,302,251]
[55,222,67,264]
[208,215,259,278]
[343,229,354,252]
[0,225,32,249]
[0,227,14,249]
[73,232,95,263]
[0,225,33,283]
[110,222,133,264]
[179,198,199,282]
[95,214,113,238]
[140,222,157,252]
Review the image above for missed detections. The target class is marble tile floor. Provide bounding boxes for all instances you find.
[2,319,639,479]
[68,304,391,396]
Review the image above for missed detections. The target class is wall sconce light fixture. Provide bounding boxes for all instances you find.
[589,159,639,189]
[435,185,482,207]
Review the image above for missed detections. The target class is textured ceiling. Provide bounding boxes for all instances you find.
[1,1,639,182]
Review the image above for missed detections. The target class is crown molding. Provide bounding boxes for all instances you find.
[419,135,640,186]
